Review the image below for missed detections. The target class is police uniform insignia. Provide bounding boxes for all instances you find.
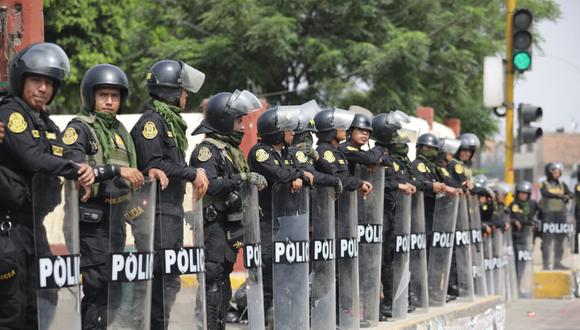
[274,159,279,165]
[296,151,308,163]
[576,185,580,192]
[167,131,173,138]
[440,168,450,177]
[51,145,63,157]
[142,121,158,140]
[323,150,336,163]
[7,112,26,133]
[455,163,464,174]
[512,204,521,213]
[346,146,358,152]
[482,205,488,211]
[197,146,212,162]
[31,130,40,138]
[393,162,400,172]
[114,133,126,148]
[45,132,56,140]
[338,159,345,165]
[417,162,427,173]
[255,149,269,162]
[62,127,78,145]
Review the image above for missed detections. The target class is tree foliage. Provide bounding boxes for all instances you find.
[43,0,560,139]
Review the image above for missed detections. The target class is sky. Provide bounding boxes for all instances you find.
[513,0,580,133]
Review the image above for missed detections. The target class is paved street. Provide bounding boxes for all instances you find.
[506,298,580,330]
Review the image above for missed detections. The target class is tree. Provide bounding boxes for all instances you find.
[43,0,560,140]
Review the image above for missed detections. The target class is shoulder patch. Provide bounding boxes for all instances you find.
[7,112,27,133]
[323,150,336,163]
[455,163,464,174]
[142,121,158,139]
[62,127,78,145]
[576,185,580,192]
[255,148,269,163]
[511,204,521,213]
[295,151,308,163]
[197,146,212,162]
[346,145,358,152]
[417,162,427,173]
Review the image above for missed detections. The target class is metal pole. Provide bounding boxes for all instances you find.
[504,0,516,184]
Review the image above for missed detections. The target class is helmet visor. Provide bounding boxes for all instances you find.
[387,110,410,127]
[276,105,301,131]
[333,108,356,130]
[227,89,262,115]
[397,127,418,144]
[181,63,205,93]
[440,138,461,154]
[21,43,70,80]
[297,100,320,132]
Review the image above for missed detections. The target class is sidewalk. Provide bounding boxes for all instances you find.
[505,298,580,330]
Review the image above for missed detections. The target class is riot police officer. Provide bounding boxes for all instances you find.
[339,113,383,174]
[0,43,94,329]
[314,109,372,195]
[190,90,266,329]
[130,60,209,328]
[452,133,480,189]
[539,162,574,269]
[509,182,539,253]
[248,107,314,323]
[61,64,167,329]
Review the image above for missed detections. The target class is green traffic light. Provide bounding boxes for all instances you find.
[513,51,531,71]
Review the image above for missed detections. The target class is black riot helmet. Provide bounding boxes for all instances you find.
[456,133,481,160]
[9,42,70,105]
[350,113,373,132]
[314,108,355,143]
[295,100,320,134]
[80,64,129,112]
[192,90,261,135]
[371,110,411,145]
[472,181,492,198]
[146,60,205,105]
[416,133,440,150]
[515,181,533,200]
[257,105,300,145]
[545,162,563,179]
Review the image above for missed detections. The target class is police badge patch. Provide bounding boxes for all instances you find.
[256,149,269,162]
[455,163,465,174]
[7,112,27,133]
[417,162,427,173]
[62,127,78,145]
[197,146,212,162]
[142,121,158,139]
[295,151,308,163]
[323,150,335,163]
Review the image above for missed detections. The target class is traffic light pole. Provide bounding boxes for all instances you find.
[505,0,516,184]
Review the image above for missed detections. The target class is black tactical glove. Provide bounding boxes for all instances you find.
[240,172,267,190]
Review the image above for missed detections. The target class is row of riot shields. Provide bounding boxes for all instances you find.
[33,174,207,330]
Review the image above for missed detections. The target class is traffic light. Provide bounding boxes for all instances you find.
[512,9,533,72]
[517,103,542,144]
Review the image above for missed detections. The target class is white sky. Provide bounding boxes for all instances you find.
[514,0,580,133]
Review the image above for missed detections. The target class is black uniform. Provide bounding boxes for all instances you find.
[131,105,198,329]
[190,139,244,329]
[0,96,80,329]
[248,142,305,311]
[338,142,383,175]
[410,155,442,233]
[315,142,363,191]
[287,146,338,187]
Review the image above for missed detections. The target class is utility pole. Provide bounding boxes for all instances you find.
[504,0,516,184]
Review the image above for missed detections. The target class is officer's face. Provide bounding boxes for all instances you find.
[233,117,245,132]
[517,191,529,201]
[336,129,347,142]
[478,195,487,205]
[22,75,54,111]
[179,90,188,110]
[351,128,370,146]
[551,169,561,179]
[459,149,472,161]
[283,129,294,145]
[94,88,121,114]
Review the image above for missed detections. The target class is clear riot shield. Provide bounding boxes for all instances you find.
[356,166,385,325]
[468,195,487,296]
[336,190,360,330]
[392,193,411,319]
[157,181,206,329]
[503,226,519,303]
[107,178,156,329]
[271,183,309,330]
[515,225,534,298]
[455,197,475,300]
[427,195,459,306]
[410,192,429,310]
[32,174,81,330]
[483,234,495,295]
[310,186,336,329]
[492,229,505,298]
[241,183,264,330]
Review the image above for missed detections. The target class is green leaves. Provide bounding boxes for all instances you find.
[43,0,559,139]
